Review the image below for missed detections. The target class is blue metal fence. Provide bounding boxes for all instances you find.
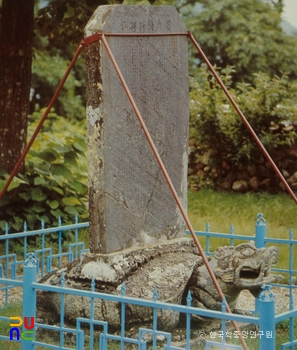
[0,214,296,349]
[0,216,89,281]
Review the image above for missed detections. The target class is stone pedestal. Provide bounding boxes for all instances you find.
[85,5,189,253]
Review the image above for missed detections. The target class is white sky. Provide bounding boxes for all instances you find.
[283,0,297,28]
[38,0,297,30]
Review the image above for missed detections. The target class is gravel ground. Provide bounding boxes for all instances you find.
[236,287,297,314]
[1,284,296,314]
[1,284,296,349]
[0,285,23,306]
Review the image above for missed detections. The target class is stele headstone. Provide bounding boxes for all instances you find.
[85,5,189,254]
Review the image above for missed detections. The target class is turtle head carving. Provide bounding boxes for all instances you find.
[188,241,280,312]
[214,241,279,289]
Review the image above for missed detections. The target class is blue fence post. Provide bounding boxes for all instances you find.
[186,291,192,350]
[22,253,37,350]
[255,213,266,249]
[121,283,126,350]
[255,213,266,313]
[258,285,275,350]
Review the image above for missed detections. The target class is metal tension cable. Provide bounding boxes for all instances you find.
[2,29,293,350]
[187,31,297,206]
[0,42,82,200]
[3,30,296,207]
[0,33,102,201]
[99,32,248,350]
[0,31,248,348]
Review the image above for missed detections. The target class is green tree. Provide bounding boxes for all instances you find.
[0,111,88,232]
[189,66,297,189]
[2,0,297,229]
[0,0,123,177]
[182,0,297,83]
[31,37,86,120]
[2,0,297,175]
[0,0,34,173]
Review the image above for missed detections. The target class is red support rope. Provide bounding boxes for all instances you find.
[100,32,249,350]
[188,31,297,206]
[2,29,290,350]
[0,42,86,201]
[103,32,189,37]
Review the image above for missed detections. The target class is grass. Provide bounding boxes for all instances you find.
[1,190,297,348]
[188,189,297,271]
[0,302,22,350]
[1,302,296,350]
[188,189,297,236]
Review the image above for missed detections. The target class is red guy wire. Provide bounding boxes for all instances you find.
[2,29,287,350]
[100,33,249,350]
[188,31,297,206]
[0,43,85,201]
[104,32,189,37]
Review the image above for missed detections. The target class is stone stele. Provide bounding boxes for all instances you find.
[85,5,189,253]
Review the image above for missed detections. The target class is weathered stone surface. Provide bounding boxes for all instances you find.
[85,5,189,253]
[188,241,279,316]
[37,241,279,331]
[232,180,248,192]
[281,169,290,179]
[257,164,271,178]
[288,171,297,184]
[37,238,200,331]
[290,182,297,191]
[250,176,259,191]
[259,178,271,189]
[188,125,297,194]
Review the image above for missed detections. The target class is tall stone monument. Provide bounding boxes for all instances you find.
[85,5,189,253]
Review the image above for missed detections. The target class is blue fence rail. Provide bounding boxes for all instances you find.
[0,214,296,349]
[0,217,89,282]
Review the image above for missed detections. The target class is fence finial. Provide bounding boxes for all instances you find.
[61,271,65,287]
[256,213,266,225]
[24,252,37,267]
[221,297,227,313]
[258,283,275,349]
[121,283,126,296]
[255,213,266,248]
[259,284,275,301]
[186,290,192,306]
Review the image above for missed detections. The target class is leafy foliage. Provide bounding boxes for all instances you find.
[2,0,297,229]
[31,51,85,120]
[0,111,88,232]
[182,0,297,84]
[189,66,297,185]
[35,0,124,45]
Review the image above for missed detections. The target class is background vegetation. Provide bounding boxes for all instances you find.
[1,0,297,232]
[189,68,297,190]
[1,4,296,349]
[0,111,88,232]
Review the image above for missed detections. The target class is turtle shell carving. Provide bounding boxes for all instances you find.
[37,239,279,331]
